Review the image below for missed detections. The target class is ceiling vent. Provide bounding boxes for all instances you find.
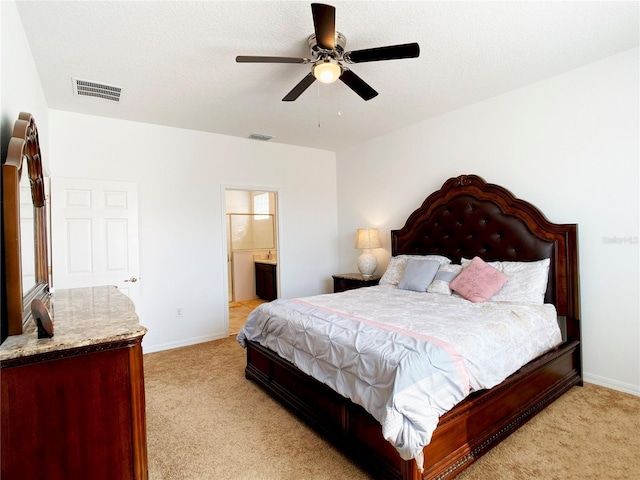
[72,77,122,102]
[248,133,273,141]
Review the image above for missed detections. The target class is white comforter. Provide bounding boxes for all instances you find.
[237,285,561,470]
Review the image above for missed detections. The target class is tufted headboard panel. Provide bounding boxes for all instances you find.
[391,175,580,338]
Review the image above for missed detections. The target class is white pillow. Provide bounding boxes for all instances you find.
[379,254,451,286]
[427,264,463,295]
[461,257,550,304]
[398,259,440,292]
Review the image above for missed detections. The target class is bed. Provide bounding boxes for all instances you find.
[238,174,581,480]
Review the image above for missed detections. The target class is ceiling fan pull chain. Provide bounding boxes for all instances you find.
[317,82,321,127]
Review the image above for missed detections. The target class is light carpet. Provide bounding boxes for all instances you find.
[144,338,640,479]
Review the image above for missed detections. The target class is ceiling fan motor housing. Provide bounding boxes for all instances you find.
[307,32,346,60]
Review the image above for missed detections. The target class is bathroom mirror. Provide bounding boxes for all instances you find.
[3,112,49,337]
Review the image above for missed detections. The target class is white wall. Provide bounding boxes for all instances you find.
[0,0,49,167]
[48,111,338,352]
[336,48,639,395]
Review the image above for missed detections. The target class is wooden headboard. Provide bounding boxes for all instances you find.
[391,174,580,341]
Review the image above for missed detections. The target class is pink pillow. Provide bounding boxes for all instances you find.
[450,256,508,303]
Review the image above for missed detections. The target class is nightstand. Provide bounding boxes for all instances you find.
[332,273,381,293]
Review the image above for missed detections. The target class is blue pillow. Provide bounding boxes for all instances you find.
[397,258,440,292]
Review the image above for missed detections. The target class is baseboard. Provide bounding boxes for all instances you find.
[584,374,640,396]
[142,333,228,354]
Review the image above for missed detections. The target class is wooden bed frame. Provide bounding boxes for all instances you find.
[244,174,581,479]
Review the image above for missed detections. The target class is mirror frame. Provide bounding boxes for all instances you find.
[3,112,49,336]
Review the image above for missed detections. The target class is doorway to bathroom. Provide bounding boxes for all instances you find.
[225,188,278,336]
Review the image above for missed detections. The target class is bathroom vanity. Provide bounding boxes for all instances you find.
[255,258,277,301]
[0,286,148,480]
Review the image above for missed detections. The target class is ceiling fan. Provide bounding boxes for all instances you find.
[236,3,420,102]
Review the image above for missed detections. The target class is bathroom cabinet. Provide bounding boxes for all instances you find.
[255,262,277,300]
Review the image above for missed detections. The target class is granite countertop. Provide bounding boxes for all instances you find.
[254,259,277,265]
[253,254,277,265]
[0,285,147,362]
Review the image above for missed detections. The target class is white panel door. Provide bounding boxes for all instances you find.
[50,178,140,307]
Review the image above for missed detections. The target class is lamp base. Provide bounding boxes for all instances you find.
[357,250,377,277]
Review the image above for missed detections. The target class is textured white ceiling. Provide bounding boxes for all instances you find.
[15,1,639,152]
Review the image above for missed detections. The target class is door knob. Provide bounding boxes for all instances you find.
[124,276,139,283]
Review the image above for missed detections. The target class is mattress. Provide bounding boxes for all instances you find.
[237,285,562,470]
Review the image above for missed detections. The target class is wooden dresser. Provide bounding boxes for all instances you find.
[0,286,148,480]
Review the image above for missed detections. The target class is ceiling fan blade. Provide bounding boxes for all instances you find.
[344,43,420,63]
[236,56,309,64]
[282,73,317,101]
[311,3,335,50]
[339,69,378,101]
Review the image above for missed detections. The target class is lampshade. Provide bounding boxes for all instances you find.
[354,228,381,249]
[355,228,381,277]
[313,61,342,84]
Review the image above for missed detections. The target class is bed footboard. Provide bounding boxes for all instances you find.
[245,339,581,480]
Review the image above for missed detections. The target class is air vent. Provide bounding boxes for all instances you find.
[72,77,122,102]
[248,133,273,141]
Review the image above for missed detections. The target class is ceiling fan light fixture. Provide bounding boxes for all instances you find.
[313,60,342,84]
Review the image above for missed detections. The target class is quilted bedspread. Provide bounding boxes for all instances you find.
[237,285,561,470]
